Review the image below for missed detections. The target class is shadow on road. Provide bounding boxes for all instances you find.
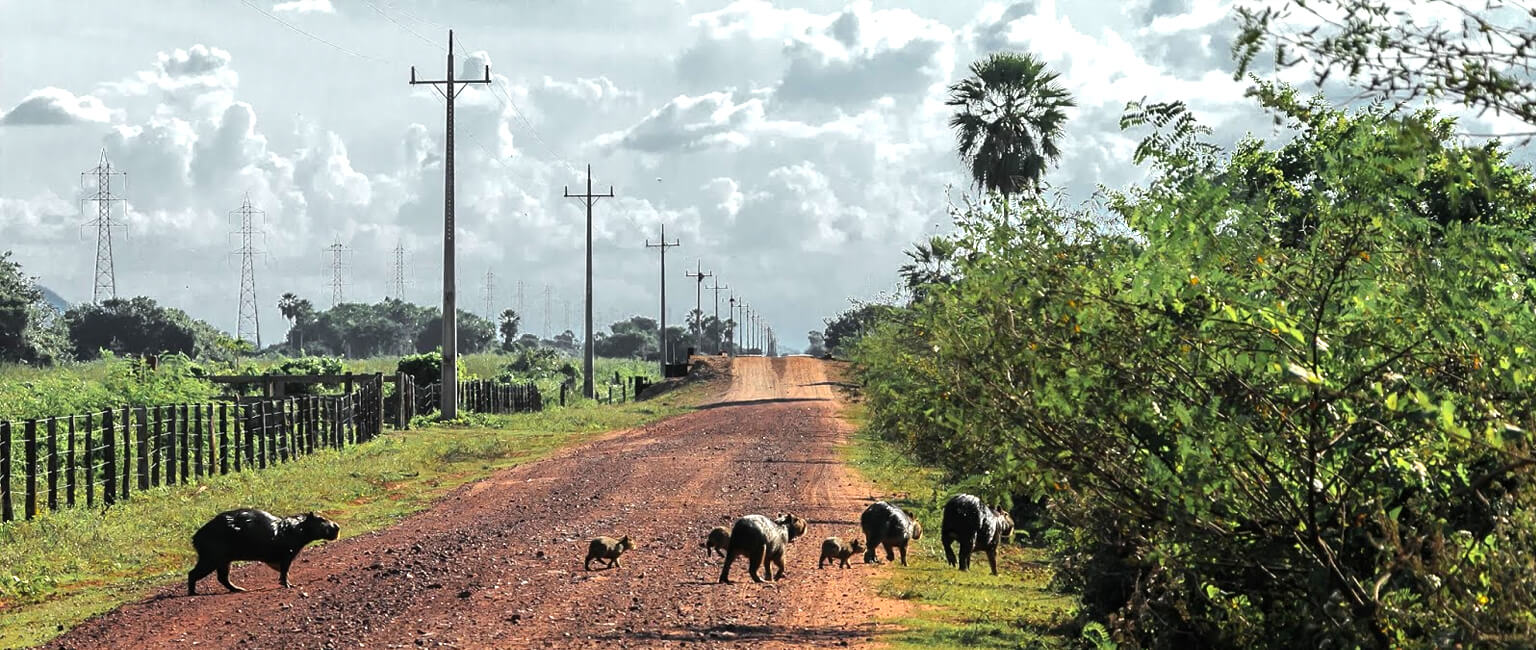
[799,381,861,389]
[598,623,874,645]
[696,397,831,410]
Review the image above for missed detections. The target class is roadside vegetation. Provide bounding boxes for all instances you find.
[0,385,704,649]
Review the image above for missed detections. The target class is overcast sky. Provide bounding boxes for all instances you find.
[0,0,1516,352]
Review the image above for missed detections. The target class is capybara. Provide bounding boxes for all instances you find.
[187,508,340,595]
[585,535,635,570]
[718,513,808,584]
[941,494,1014,575]
[702,526,731,558]
[860,501,922,566]
[818,536,864,569]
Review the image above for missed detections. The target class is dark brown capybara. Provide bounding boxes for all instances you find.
[941,494,1014,575]
[702,526,731,558]
[860,501,923,566]
[187,508,340,595]
[818,537,865,569]
[718,513,808,584]
[585,535,636,570]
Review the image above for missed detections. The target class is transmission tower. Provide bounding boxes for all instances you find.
[516,280,525,318]
[324,238,351,307]
[390,242,410,300]
[543,284,552,337]
[80,150,127,303]
[482,270,496,320]
[229,194,266,347]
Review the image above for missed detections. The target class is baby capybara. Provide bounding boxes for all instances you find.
[860,501,922,566]
[585,535,635,570]
[187,508,340,595]
[941,494,1014,575]
[702,526,731,558]
[818,537,864,569]
[718,513,808,584]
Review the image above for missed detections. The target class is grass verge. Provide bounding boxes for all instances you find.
[842,403,1078,650]
[0,387,702,649]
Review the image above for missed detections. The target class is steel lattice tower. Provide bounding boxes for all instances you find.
[516,280,524,318]
[325,238,351,307]
[80,150,126,303]
[229,194,265,347]
[482,270,496,320]
[543,284,552,337]
[390,242,410,300]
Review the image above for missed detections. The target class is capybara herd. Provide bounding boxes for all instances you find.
[184,493,1016,598]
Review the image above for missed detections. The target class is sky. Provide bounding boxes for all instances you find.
[0,0,1519,352]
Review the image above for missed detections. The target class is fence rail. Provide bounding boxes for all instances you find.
[2,375,547,524]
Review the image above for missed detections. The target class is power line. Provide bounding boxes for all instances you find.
[450,33,565,163]
[230,194,266,347]
[565,164,614,398]
[238,0,393,64]
[408,28,492,421]
[80,150,126,304]
[324,237,351,308]
[645,224,681,373]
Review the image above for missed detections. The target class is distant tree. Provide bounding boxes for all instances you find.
[415,309,496,355]
[0,251,67,364]
[805,331,828,357]
[277,293,316,352]
[898,235,958,303]
[947,51,1075,219]
[498,309,521,351]
[823,303,900,355]
[64,297,230,361]
[515,333,541,349]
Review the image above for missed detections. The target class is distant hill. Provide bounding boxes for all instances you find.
[36,285,71,313]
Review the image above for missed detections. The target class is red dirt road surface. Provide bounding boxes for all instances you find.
[46,357,907,649]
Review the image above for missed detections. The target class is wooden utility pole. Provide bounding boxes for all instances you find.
[645,224,680,374]
[409,29,491,420]
[684,260,712,356]
[706,277,726,354]
[564,165,613,399]
[727,293,737,357]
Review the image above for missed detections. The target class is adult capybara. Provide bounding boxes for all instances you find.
[187,508,340,595]
[860,501,922,566]
[718,513,808,584]
[941,494,1014,575]
[702,526,731,558]
[585,535,635,570]
[818,537,864,569]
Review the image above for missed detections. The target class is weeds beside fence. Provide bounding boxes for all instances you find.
[2,376,544,523]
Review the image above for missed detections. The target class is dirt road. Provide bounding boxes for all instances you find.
[47,357,904,649]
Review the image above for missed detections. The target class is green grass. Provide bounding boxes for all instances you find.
[0,388,702,649]
[842,403,1077,650]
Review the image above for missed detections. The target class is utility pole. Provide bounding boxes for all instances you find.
[564,164,614,399]
[684,260,712,357]
[482,270,495,321]
[230,194,265,348]
[390,242,409,301]
[409,28,491,420]
[325,238,351,307]
[727,293,737,356]
[706,277,726,354]
[80,150,126,303]
[644,224,681,374]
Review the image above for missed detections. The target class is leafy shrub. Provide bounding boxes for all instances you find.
[395,351,469,388]
[854,87,1536,646]
[263,356,345,395]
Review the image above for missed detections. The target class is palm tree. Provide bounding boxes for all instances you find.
[277,293,311,352]
[947,51,1075,219]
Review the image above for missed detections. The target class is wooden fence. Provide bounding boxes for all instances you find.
[0,376,384,523]
[407,379,542,418]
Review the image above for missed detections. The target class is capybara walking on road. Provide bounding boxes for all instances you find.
[702,526,731,558]
[187,509,340,595]
[818,537,864,569]
[941,494,1014,575]
[860,501,922,566]
[718,513,808,584]
[585,535,636,570]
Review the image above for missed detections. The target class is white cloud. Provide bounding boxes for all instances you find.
[0,87,119,126]
[272,0,334,14]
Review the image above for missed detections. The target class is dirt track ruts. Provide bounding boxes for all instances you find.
[45,356,906,649]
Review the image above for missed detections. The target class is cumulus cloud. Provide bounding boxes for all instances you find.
[597,91,766,153]
[272,0,334,14]
[0,88,118,126]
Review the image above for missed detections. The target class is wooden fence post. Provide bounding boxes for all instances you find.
[25,419,38,519]
[102,410,116,506]
[219,404,230,475]
[243,402,256,471]
[125,406,136,500]
[1,421,12,521]
[47,417,59,512]
[66,416,77,507]
[178,405,189,482]
[83,414,94,508]
[193,404,203,479]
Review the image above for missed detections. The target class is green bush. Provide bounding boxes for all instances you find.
[0,353,220,421]
[854,87,1536,646]
[394,350,467,388]
[264,356,345,394]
